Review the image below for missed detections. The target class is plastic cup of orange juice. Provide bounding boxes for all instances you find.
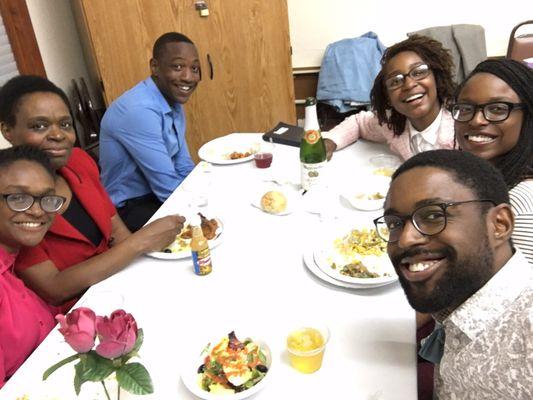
[286,325,330,373]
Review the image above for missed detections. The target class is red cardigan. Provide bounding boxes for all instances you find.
[15,149,117,313]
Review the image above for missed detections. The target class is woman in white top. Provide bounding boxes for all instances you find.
[454,59,533,263]
[324,35,457,161]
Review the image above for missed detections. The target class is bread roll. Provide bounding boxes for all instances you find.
[260,190,287,214]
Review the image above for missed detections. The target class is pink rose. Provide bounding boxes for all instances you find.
[95,310,138,359]
[56,307,97,353]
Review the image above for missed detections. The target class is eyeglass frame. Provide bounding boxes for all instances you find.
[384,63,431,90]
[373,199,496,243]
[2,193,66,213]
[450,101,526,123]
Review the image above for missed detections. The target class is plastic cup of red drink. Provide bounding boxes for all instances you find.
[254,142,274,168]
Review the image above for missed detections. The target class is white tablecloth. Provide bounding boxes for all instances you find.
[1,134,416,400]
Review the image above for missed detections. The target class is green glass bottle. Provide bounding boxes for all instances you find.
[300,97,326,190]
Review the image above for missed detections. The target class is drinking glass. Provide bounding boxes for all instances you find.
[286,324,330,373]
[182,172,212,211]
[254,141,274,168]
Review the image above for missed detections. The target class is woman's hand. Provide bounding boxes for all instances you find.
[324,138,337,161]
[131,215,185,253]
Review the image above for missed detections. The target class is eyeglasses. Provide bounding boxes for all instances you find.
[451,102,525,123]
[385,64,431,90]
[2,193,66,213]
[373,199,495,243]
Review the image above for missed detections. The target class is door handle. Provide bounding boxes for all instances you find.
[207,53,214,80]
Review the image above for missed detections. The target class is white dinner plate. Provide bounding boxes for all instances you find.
[146,218,224,260]
[303,248,396,290]
[198,134,261,165]
[180,332,273,400]
[306,224,397,289]
[341,176,390,211]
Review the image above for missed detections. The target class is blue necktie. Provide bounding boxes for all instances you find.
[418,322,445,364]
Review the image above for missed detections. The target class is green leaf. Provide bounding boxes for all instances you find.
[77,351,115,382]
[200,341,211,356]
[116,362,154,395]
[43,354,79,380]
[73,370,82,395]
[258,350,267,364]
[74,361,88,395]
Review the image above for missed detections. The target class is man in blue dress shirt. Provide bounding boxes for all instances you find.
[99,32,200,231]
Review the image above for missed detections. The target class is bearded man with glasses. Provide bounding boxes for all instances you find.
[376,149,532,400]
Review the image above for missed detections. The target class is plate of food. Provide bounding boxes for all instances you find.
[198,134,260,165]
[181,331,272,400]
[251,188,300,216]
[341,176,389,211]
[146,213,223,260]
[312,225,397,287]
[369,154,401,177]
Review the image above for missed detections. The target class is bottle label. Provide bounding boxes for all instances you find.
[192,247,212,275]
[304,130,321,145]
[301,161,326,190]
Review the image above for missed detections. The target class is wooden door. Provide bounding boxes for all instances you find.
[77,0,295,162]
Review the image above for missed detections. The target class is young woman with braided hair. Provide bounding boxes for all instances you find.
[454,58,533,263]
[323,35,457,161]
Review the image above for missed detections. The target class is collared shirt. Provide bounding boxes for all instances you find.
[407,107,443,154]
[433,250,532,400]
[509,179,533,264]
[322,107,455,160]
[0,246,54,388]
[99,77,195,207]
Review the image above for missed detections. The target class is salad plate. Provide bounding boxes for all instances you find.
[198,134,260,165]
[181,331,272,400]
[146,217,223,260]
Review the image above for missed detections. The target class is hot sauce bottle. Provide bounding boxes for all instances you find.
[190,215,213,275]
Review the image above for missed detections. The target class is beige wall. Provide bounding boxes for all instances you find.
[21,0,533,93]
[288,0,533,68]
[25,0,95,100]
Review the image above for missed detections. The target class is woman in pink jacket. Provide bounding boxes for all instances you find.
[0,146,58,388]
[324,35,456,160]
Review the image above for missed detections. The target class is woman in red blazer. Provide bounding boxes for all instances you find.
[0,75,185,313]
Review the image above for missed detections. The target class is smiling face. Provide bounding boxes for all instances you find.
[455,72,523,161]
[384,51,441,131]
[0,160,56,252]
[150,41,200,105]
[1,92,76,170]
[385,166,500,313]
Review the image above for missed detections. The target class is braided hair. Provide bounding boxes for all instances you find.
[454,59,533,189]
[371,35,456,135]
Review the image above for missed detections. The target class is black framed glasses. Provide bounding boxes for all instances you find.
[2,193,66,213]
[385,64,431,90]
[451,102,525,123]
[373,199,495,243]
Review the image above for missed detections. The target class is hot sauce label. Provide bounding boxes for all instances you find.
[192,248,212,275]
[304,130,320,145]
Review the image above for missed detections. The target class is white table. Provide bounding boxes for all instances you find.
[1,134,416,400]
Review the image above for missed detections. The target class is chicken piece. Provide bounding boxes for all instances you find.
[199,212,219,239]
[180,213,219,240]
